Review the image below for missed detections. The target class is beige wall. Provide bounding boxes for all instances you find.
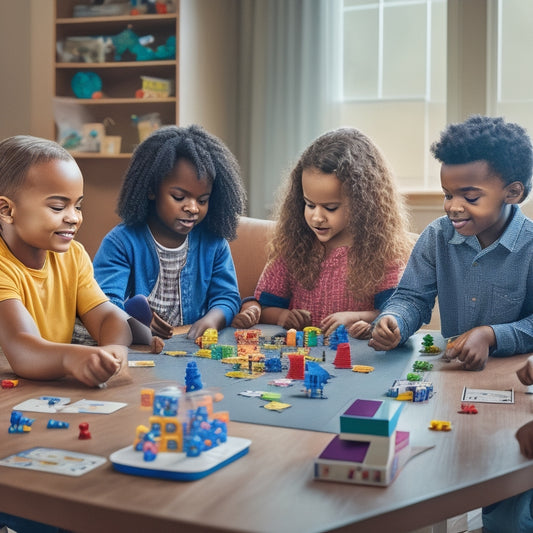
[0,0,32,139]
[178,0,240,154]
[0,0,54,140]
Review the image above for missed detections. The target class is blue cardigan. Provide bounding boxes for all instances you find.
[93,223,240,327]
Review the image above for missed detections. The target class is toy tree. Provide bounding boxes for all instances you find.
[420,333,441,354]
[422,334,434,350]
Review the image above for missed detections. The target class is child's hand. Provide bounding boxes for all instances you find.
[516,356,533,386]
[516,420,533,459]
[150,336,165,354]
[187,309,226,340]
[231,305,261,329]
[321,312,359,337]
[321,312,352,336]
[277,309,312,330]
[443,326,494,371]
[64,345,126,387]
[368,316,400,351]
[151,311,173,339]
[348,320,373,340]
[321,311,379,337]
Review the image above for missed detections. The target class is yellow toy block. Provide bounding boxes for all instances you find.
[352,365,375,373]
[396,391,414,401]
[428,420,452,431]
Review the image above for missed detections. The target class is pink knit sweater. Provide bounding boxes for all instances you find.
[254,246,403,327]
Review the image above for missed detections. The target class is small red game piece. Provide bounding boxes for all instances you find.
[458,403,478,414]
[78,422,92,439]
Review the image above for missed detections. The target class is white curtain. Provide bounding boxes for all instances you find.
[237,0,342,219]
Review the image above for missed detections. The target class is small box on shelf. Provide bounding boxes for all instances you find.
[101,136,122,155]
[140,76,174,98]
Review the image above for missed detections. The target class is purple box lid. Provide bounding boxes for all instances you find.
[318,431,409,463]
[343,399,382,418]
[318,435,370,462]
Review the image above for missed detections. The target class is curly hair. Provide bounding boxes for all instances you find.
[0,135,74,198]
[117,125,246,240]
[268,127,412,299]
[431,115,533,198]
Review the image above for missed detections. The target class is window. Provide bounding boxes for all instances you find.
[340,0,447,190]
[491,0,533,135]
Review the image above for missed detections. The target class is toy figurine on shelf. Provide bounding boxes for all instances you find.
[111,25,176,61]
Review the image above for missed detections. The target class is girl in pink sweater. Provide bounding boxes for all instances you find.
[248,127,413,338]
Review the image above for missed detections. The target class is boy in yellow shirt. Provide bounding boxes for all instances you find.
[0,135,152,387]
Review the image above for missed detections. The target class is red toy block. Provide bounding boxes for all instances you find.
[286,354,305,380]
[333,342,352,369]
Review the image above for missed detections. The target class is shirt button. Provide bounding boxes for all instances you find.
[473,262,479,266]
[471,297,476,302]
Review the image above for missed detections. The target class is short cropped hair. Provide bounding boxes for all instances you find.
[431,115,533,198]
[0,135,73,197]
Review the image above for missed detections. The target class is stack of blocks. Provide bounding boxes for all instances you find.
[314,398,410,486]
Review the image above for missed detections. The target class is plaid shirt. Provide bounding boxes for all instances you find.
[148,237,188,325]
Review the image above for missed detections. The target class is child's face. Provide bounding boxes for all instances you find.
[302,167,351,251]
[149,158,212,247]
[0,159,83,269]
[441,160,519,248]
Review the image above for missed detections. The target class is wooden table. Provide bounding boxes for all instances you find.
[0,332,532,533]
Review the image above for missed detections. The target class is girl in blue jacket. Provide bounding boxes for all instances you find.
[93,125,246,340]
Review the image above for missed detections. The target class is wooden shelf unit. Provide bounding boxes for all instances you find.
[53,0,179,256]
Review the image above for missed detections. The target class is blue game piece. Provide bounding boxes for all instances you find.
[47,419,69,429]
[9,411,35,433]
[185,361,203,392]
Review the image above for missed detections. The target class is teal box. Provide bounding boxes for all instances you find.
[339,399,404,437]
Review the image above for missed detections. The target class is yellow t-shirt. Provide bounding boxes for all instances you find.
[0,238,108,343]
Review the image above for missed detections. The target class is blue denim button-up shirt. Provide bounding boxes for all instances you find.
[380,205,533,356]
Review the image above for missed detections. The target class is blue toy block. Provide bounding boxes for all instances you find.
[153,387,181,417]
[339,399,404,437]
[329,325,349,350]
[9,411,35,433]
[47,419,69,429]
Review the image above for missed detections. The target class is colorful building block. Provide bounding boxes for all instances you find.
[339,399,404,437]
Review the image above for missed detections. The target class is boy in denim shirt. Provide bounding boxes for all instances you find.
[370,115,533,532]
[370,115,533,372]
